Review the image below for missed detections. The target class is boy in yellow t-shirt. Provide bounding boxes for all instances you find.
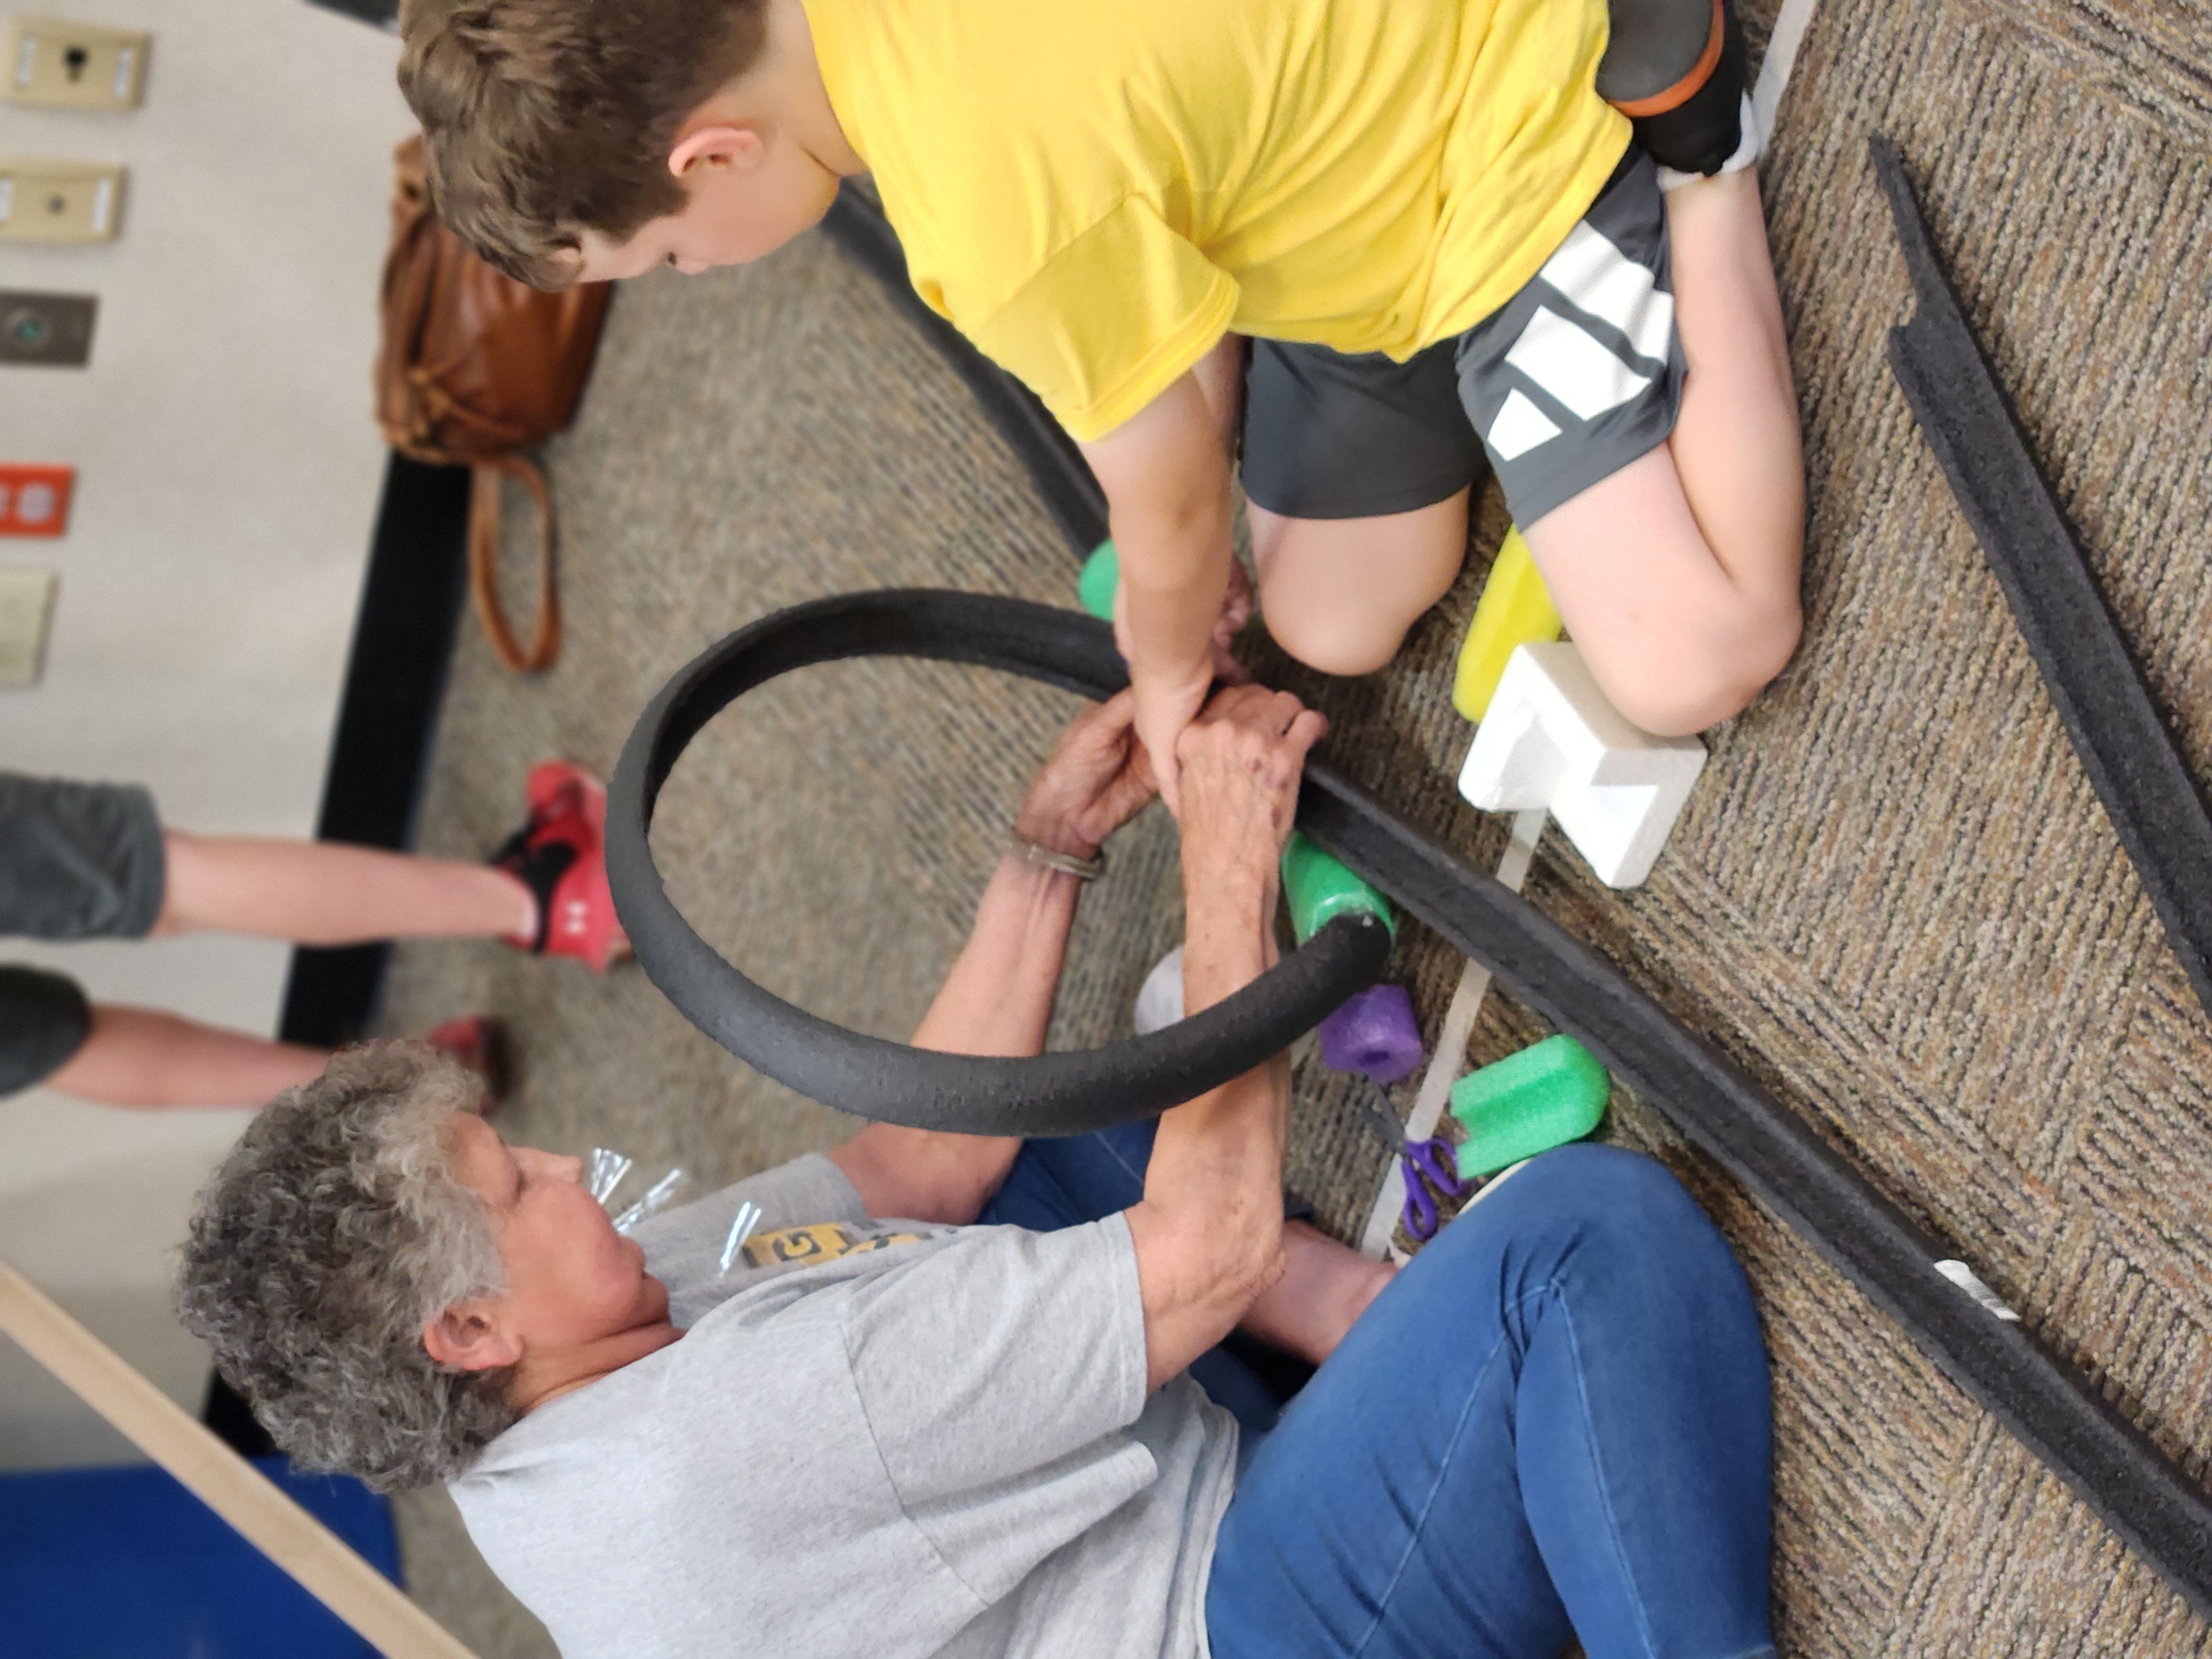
[400,0,1801,806]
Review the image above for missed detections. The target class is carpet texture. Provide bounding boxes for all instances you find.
[378,1,2212,1650]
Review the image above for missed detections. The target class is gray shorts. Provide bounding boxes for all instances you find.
[0,964,91,1095]
[0,772,166,940]
[1241,150,1684,530]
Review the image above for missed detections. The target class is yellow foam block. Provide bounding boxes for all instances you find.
[1452,527,1563,722]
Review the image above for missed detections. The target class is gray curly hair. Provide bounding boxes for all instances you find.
[177,1042,515,1491]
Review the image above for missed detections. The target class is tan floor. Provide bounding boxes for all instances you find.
[378,1,2212,1650]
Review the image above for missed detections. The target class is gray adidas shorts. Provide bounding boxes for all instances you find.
[1241,150,1684,530]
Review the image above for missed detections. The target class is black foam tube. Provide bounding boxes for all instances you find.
[607,590,1390,1138]
[1875,137,2212,1030]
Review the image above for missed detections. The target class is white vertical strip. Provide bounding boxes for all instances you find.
[1358,807,1548,1259]
[1751,0,1823,141]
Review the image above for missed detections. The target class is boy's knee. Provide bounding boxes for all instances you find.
[1602,598,1801,736]
[1265,604,1410,678]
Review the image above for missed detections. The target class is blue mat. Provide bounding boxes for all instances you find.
[0,1457,401,1658]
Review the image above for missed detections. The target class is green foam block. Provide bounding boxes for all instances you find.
[1451,1034,1610,1179]
[1280,833,1395,942]
[1078,541,1119,620]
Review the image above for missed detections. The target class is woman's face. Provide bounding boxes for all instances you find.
[441,1113,672,1360]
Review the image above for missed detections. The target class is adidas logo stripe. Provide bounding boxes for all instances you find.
[1484,223,1676,462]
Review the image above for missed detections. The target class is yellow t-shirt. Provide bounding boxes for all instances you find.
[806,0,1629,442]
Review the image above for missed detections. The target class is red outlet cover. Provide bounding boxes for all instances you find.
[0,463,74,536]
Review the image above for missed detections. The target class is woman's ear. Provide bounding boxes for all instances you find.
[669,123,768,178]
[423,1302,523,1374]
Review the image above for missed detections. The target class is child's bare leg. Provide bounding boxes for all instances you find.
[1524,168,1802,735]
[1192,333,1247,439]
[153,833,534,944]
[1249,492,1470,676]
[1238,1218,1396,1365]
[44,1004,327,1108]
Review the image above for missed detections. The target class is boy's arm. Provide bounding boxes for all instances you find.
[1079,370,1235,814]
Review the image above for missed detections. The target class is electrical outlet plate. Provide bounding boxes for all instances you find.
[0,566,57,687]
[6,18,147,111]
[0,158,124,242]
[0,290,96,366]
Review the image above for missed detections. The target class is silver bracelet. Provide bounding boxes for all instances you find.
[1007,832,1105,882]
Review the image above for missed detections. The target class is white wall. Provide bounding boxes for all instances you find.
[0,0,410,1467]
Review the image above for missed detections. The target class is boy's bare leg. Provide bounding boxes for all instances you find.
[1191,333,1247,440]
[153,833,535,945]
[1248,493,1470,676]
[44,1005,327,1109]
[1238,1218,1396,1365]
[1522,168,1803,736]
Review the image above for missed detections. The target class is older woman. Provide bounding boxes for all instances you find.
[180,685,1776,1659]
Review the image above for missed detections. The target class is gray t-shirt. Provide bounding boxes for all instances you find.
[450,1154,1239,1658]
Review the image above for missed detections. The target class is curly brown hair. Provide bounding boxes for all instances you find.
[398,0,768,288]
[176,1042,514,1491]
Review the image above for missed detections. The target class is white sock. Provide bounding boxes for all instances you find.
[1656,92,1762,194]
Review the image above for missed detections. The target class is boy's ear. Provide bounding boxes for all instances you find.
[669,123,768,178]
[422,1301,523,1374]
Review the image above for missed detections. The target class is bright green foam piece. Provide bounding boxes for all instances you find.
[1451,1034,1610,1179]
[1281,833,1395,942]
[1078,541,1119,620]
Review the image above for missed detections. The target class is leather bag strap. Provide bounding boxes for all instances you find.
[468,456,561,673]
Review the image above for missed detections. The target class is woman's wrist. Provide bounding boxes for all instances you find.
[1009,807,1099,863]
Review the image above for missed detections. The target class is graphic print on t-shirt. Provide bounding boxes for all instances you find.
[741,1222,927,1270]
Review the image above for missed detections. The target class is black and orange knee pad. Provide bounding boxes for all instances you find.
[1598,0,1746,176]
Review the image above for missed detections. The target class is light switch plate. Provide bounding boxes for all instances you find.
[6,18,148,111]
[0,158,124,242]
[0,290,96,366]
[0,566,56,686]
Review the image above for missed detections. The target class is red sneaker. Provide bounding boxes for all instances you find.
[491,760,631,973]
[424,1015,510,1114]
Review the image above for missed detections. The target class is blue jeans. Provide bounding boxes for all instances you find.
[985,1131,1775,1658]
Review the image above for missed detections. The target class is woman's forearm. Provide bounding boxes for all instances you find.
[1128,857,1293,1388]
[910,854,1083,1059]
[833,855,1081,1226]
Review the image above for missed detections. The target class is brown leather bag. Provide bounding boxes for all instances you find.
[375,135,609,672]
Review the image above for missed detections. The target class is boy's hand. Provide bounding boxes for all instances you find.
[1012,690,1157,859]
[1116,561,1253,815]
[1081,368,1239,818]
[1133,669,1215,821]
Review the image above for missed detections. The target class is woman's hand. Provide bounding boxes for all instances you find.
[1174,685,1328,894]
[1012,689,1159,860]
